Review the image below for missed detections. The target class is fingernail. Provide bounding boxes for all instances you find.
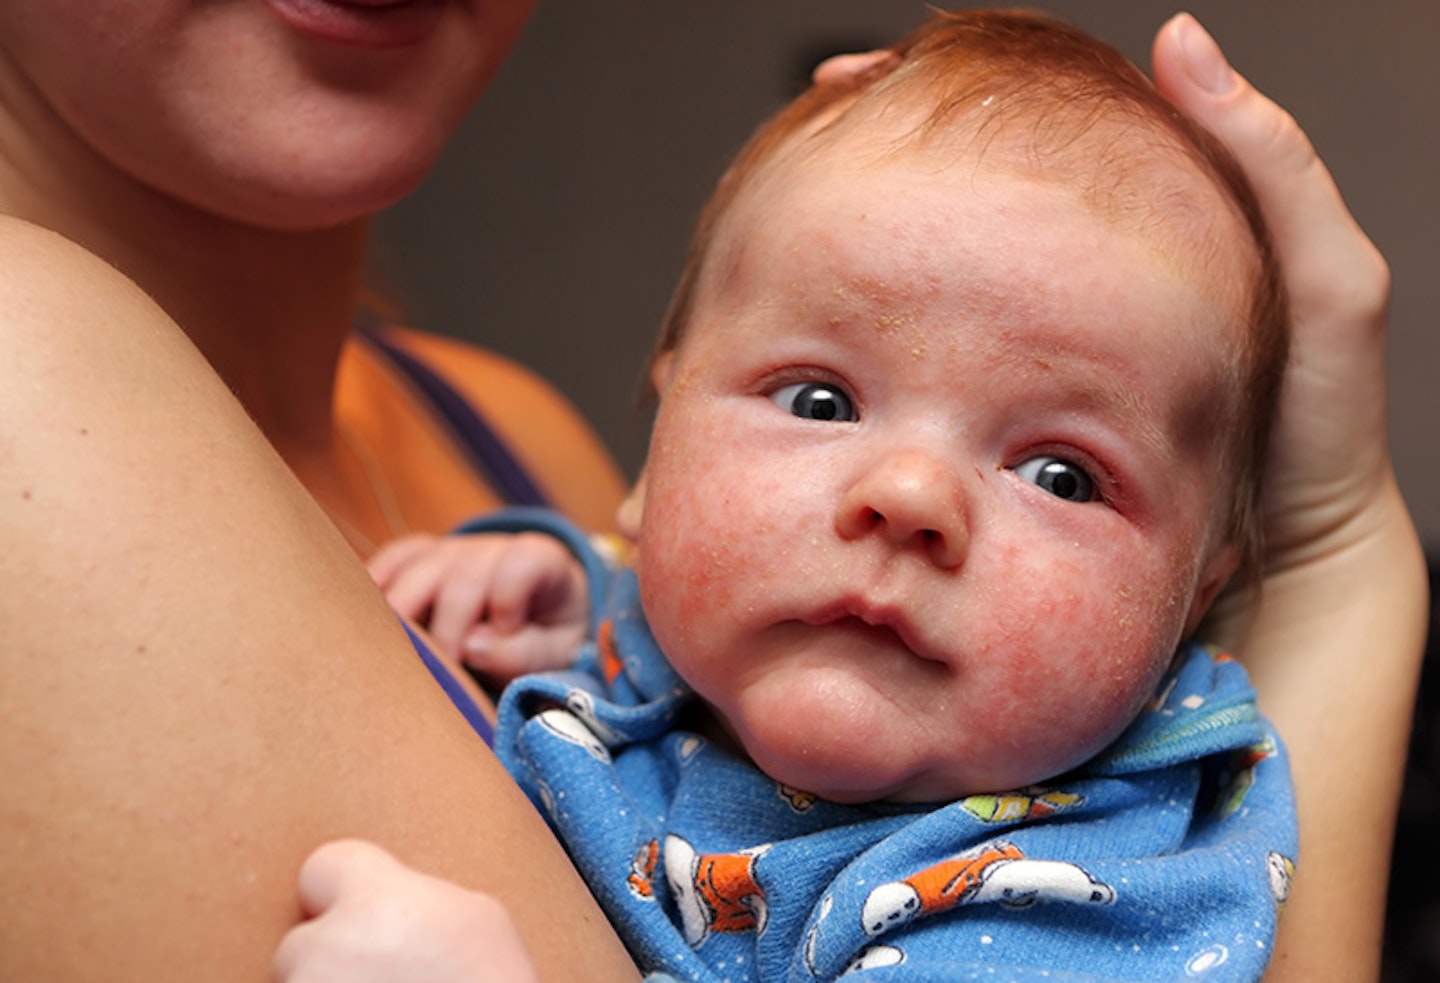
[1175,13,1236,95]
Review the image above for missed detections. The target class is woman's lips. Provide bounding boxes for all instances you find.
[265,0,447,48]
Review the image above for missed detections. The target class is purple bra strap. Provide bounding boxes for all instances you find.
[355,317,552,510]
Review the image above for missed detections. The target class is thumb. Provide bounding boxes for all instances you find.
[1151,13,1386,319]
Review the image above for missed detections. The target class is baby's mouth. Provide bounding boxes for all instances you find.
[803,604,949,667]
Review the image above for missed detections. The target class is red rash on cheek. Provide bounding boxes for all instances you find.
[638,465,750,635]
[956,545,1176,777]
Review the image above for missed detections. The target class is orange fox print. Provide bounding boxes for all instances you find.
[861,840,1114,937]
[664,835,771,946]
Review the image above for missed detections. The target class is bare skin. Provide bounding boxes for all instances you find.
[0,6,631,975]
[0,9,1422,983]
[813,19,1426,979]
[0,0,626,556]
[0,221,636,983]
[285,15,1426,983]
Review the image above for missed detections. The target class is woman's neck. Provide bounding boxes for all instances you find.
[0,73,423,555]
[132,216,370,447]
[5,186,367,448]
[0,77,371,451]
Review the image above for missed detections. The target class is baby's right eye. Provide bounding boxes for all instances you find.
[769,381,857,422]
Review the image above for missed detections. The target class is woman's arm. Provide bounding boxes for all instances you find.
[1153,15,1428,982]
[0,218,638,983]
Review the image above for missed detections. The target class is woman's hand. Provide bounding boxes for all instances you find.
[274,840,540,983]
[1152,14,1427,983]
[818,17,1403,574]
[1153,13,1395,568]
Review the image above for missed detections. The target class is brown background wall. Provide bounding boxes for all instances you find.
[375,1,1440,546]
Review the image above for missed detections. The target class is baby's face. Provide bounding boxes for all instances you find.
[626,142,1250,803]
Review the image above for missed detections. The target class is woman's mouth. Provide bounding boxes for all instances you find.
[266,0,447,49]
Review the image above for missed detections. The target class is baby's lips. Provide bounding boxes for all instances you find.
[803,596,953,667]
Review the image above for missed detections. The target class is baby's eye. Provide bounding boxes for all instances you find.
[769,381,856,422]
[1013,455,1096,503]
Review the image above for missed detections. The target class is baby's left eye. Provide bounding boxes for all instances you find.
[769,381,857,422]
[1013,456,1097,503]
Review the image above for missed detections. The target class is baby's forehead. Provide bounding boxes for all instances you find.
[704,119,1255,420]
[836,94,1250,255]
[732,105,1257,322]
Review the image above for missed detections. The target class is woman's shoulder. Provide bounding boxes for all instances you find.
[0,214,91,258]
[0,217,180,350]
[0,217,147,301]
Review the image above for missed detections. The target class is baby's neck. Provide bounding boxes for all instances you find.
[680,702,747,758]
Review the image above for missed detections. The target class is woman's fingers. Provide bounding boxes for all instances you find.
[1151,13,1388,325]
[810,49,894,86]
[1152,12,1393,557]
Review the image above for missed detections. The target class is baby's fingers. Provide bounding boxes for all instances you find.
[482,533,588,634]
[368,537,457,622]
[365,533,441,591]
[463,622,590,684]
[277,839,539,983]
[273,840,395,979]
[294,839,398,918]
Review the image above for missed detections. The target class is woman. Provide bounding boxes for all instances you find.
[0,5,1423,982]
[0,0,627,554]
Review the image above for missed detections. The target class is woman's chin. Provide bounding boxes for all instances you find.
[193,157,434,232]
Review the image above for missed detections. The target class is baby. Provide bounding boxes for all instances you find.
[286,9,1295,982]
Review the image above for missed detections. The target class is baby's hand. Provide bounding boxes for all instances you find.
[274,839,539,983]
[368,531,588,684]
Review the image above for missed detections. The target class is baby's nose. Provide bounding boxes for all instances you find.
[834,448,969,569]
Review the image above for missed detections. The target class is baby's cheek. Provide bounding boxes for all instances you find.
[640,512,727,632]
[637,468,767,640]
[972,559,1176,772]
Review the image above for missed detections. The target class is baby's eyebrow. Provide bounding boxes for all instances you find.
[997,347,1191,461]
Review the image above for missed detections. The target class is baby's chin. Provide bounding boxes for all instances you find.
[704,666,1124,805]
[769,758,1101,807]
[749,754,1024,806]
[729,722,1049,806]
[725,711,1105,805]
[795,767,1048,806]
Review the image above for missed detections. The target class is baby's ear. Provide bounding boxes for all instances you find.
[1184,543,1241,637]
[617,351,675,542]
[616,469,647,542]
[649,350,676,397]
